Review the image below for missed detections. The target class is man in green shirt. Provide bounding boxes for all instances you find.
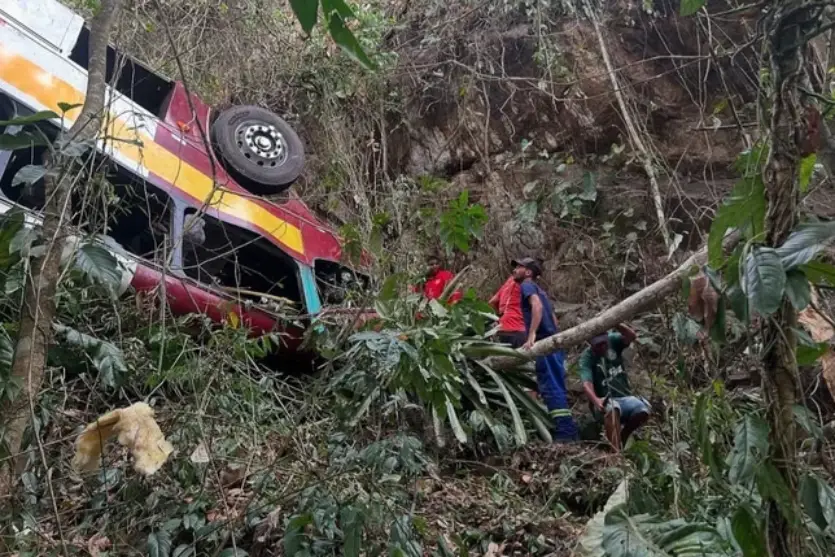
[579,323,650,450]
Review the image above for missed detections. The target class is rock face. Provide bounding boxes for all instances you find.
[356,1,772,300]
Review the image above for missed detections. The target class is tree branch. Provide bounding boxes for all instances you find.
[487,234,739,369]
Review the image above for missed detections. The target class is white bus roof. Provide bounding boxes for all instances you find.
[0,0,84,56]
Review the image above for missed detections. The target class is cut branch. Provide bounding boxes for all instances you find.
[487,236,738,370]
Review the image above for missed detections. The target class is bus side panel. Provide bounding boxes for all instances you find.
[0,0,84,56]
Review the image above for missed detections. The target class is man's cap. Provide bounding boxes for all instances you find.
[511,257,542,277]
[589,333,609,346]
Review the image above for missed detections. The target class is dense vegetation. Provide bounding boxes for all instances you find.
[1,1,835,556]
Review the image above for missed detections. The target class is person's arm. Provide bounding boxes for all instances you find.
[615,323,637,346]
[579,350,604,411]
[524,293,543,349]
[488,290,501,311]
[583,382,604,411]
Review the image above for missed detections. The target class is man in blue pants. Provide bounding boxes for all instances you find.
[512,257,578,442]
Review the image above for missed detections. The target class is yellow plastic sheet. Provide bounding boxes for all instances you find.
[72,402,174,476]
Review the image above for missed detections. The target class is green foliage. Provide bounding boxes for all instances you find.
[0,110,59,126]
[289,0,376,69]
[730,506,766,557]
[784,269,811,310]
[742,246,785,315]
[800,474,835,533]
[777,221,835,270]
[290,0,319,32]
[10,165,48,188]
[71,241,123,294]
[438,191,488,255]
[0,327,19,405]
[799,154,817,193]
[672,313,701,345]
[679,0,706,17]
[707,145,767,268]
[550,170,598,219]
[339,223,364,265]
[726,414,769,485]
[147,530,173,557]
[601,507,727,556]
[323,275,551,447]
[53,323,128,388]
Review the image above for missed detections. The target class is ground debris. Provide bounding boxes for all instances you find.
[72,401,174,476]
[418,443,616,555]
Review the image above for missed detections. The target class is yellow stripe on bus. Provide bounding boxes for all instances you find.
[0,46,304,254]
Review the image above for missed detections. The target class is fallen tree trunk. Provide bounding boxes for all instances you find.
[488,238,733,369]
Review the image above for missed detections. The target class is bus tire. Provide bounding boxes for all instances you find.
[211,105,304,194]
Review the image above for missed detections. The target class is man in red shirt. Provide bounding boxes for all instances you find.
[489,275,526,348]
[417,255,462,303]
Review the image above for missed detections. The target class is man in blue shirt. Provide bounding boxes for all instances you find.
[512,257,578,441]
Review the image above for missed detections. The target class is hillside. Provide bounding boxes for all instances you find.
[1,1,835,556]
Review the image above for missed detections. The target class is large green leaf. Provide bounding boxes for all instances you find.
[726,414,769,485]
[53,324,128,388]
[731,506,766,557]
[708,175,765,268]
[710,295,726,344]
[324,0,355,19]
[577,481,629,557]
[445,397,467,443]
[0,110,59,126]
[499,372,553,442]
[602,507,726,556]
[73,242,123,291]
[792,404,823,441]
[756,462,798,524]
[800,474,835,531]
[0,132,47,150]
[801,260,835,286]
[679,0,706,16]
[341,505,364,557]
[784,269,811,310]
[147,531,172,557]
[10,165,47,188]
[475,361,526,445]
[796,342,827,365]
[726,285,749,324]
[321,0,375,70]
[743,247,786,316]
[776,221,835,270]
[0,211,25,271]
[289,0,319,34]
[799,153,817,193]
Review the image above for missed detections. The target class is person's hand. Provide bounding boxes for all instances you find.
[593,397,605,411]
[523,336,536,350]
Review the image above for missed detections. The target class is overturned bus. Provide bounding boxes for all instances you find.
[0,0,368,352]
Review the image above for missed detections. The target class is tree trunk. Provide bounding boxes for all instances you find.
[0,0,124,509]
[761,2,820,555]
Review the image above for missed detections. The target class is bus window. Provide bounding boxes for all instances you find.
[314,260,369,305]
[106,179,172,261]
[180,211,303,310]
[69,27,175,118]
